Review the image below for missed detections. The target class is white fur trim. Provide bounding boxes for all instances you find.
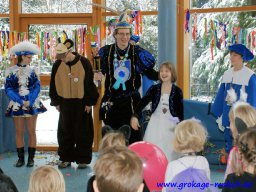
[10,41,40,55]
[222,66,254,86]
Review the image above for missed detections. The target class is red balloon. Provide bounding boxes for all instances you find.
[129,141,168,191]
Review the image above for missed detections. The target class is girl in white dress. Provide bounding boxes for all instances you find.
[131,61,183,161]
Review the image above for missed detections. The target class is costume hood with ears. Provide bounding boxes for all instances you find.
[228,44,254,61]
[101,125,131,145]
[235,117,256,135]
[235,117,248,135]
[232,101,256,135]
[55,39,74,54]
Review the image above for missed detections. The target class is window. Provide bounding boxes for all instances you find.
[29,24,87,145]
[0,0,9,13]
[29,24,87,74]
[191,0,256,9]
[22,0,92,13]
[0,18,10,88]
[0,18,9,30]
[106,0,157,11]
[189,1,256,102]
[140,15,158,64]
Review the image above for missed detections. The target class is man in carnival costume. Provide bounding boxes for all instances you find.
[49,39,99,169]
[211,44,256,154]
[94,11,159,144]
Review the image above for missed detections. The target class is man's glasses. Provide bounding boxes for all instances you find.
[117,33,131,37]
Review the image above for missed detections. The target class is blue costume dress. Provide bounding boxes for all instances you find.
[99,43,158,143]
[211,66,256,152]
[5,64,46,117]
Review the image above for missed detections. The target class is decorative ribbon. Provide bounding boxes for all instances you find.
[192,13,197,41]
[204,18,207,46]
[113,76,126,91]
[184,9,190,33]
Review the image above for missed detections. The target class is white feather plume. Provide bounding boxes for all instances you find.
[10,41,40,55]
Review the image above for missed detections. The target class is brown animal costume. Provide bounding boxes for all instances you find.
[50,39,99,168]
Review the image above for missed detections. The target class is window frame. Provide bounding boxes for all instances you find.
[180,0,256,99]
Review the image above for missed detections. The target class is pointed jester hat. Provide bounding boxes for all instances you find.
[115,10,131,29]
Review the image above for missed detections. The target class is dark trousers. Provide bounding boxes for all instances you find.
[57,99,94,164]
[103,94,142,144]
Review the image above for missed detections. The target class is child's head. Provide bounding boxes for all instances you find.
[159,61,177,83]
[28,165,65,192]
[174,119,208,153]
[237,130,256,175]
[93,146,144,192]
[0,172,18,192]
[229,102,256,139]
[99,132,126,152]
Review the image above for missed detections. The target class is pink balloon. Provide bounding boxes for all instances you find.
[129,141,168,191]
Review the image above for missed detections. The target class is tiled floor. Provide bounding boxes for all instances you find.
[0,151,224,192]
[0,151,99,192]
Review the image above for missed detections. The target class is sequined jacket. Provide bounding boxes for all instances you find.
[5,64,40,107]
[134,83,184,121]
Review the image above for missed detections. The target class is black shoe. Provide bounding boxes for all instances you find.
[27,158,34,167]
[16,158,25,167]
[77,163,88,169]
[58,161,71,169]
[27,147,36,167]
[16,147,25,167]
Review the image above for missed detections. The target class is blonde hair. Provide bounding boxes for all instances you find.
[159,61,177,83]
[236,130,256,176]
[28,165,65,192]
[99,132,126,152]
[227,103,256,176]
[229,102,256,130]
[94,146,143,192]
[174,119,208,153]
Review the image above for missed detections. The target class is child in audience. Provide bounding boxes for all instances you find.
[99,132,126,152]
[163,119,217,192]
[222,130,256,192]
[28,165,65,192]
[87,131,150,192]
[93,146,144,192]
[224,102,256,180]
[131,61,183,161]
[0,168,18,192]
